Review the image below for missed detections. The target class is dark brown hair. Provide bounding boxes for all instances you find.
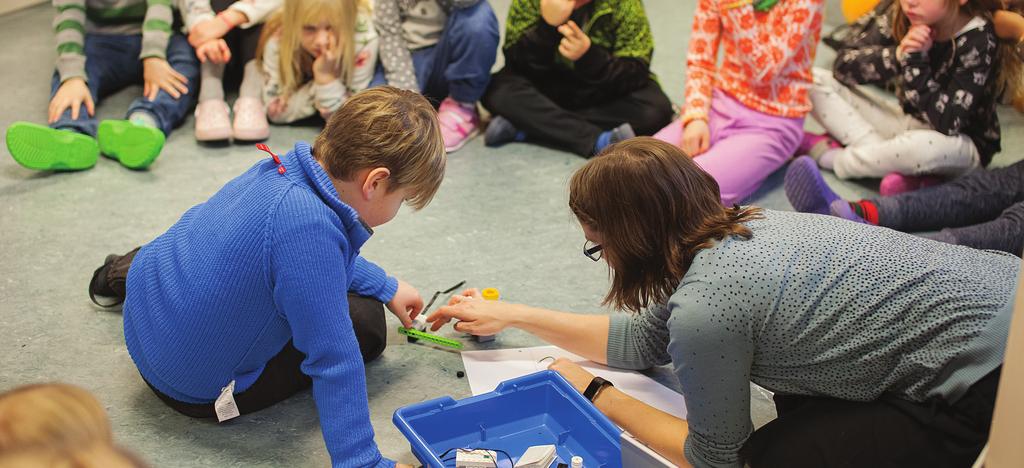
[313,86,446,210]
[568,138,762,312]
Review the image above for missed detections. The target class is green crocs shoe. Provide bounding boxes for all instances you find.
[97,120,165,170]
[5,122,99,171]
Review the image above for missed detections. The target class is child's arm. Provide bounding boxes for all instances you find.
[719,0,823,83]
[269,194,394,468]
[373,0,419,91]
[141,0,189,101]
[53,0,88,84]
[900,27,998,136]
[502,0,565,75]
[831,13,902,87]
[260,37,320,123]
[346,11,380,93]
[682,0,722,125]
[570,0,653,95]
[348,256,399,306]
[225,0,281,28]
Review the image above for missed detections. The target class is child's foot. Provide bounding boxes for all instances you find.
[784,155,841,215]
[97,119,164,170]
[194,100,232,142]
[484,115,525,147]
[878,172,944,196]
[88,254,123,307]
[830,199,876,225]
[593,123,636,155]
[232,97,269,142]
[798,131,841,157]
[5,122,98,171]
[438,97,480,153]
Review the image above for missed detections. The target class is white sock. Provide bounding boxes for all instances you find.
[128,111,158,128]
[239,60,263,99]
[199,61,226,102]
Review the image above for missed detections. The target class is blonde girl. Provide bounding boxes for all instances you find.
[257,0,379,124]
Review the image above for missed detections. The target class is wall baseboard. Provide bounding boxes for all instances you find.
[0,0,46,16]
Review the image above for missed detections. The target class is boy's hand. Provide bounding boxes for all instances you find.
[387,279,424,328]
[541,0,575,26]
[898,24,933,59]
[196,39,232,64]
[557,21,591,61]
[48,77,94,123]
[143,57,189,101]
[994,10,1024,42]
[313,34,342,84]
[681,119,710,156]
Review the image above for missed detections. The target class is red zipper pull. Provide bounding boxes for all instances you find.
[256,143,286,174]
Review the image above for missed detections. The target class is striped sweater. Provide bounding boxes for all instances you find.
[53,0,176,83]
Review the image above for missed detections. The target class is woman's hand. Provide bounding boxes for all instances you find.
[681,119,710,156]
[548,358,596,394]
[387,279,423,328]
[427,293,519,335]
[48,77,94,123]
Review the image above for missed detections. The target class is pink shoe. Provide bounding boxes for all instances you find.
[194,100,232,142]
[879,172,945,196]
[232,97,269,142]
[438,97,480,153]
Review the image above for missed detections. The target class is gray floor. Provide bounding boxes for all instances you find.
[1,1,1021,466]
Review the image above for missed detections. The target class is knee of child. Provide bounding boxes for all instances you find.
[450,2,499,40]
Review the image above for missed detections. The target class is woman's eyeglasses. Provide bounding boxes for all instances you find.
[583,240,603,261]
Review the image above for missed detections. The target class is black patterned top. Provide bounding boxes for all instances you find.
[833,15,1002,164]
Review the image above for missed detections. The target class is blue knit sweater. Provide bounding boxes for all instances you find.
[123,142,399,468]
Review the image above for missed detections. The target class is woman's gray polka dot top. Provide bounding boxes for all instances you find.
[605,209,1019,468]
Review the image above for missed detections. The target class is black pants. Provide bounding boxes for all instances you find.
[874,160,1024,256]
[99,249,388,419]
[211,0,263,90]
[742,368,1000,468]
[481,68,674,156]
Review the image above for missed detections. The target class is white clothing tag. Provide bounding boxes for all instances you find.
[214,380,240,422]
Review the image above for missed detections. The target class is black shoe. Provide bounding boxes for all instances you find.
[88,254,122,307]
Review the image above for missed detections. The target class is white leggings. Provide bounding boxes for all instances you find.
[809,67,979,179]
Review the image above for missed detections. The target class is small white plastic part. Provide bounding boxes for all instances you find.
[411,314,429,332]
[571,455,583,468]
[517,444,557,468]
[455,449,499,468]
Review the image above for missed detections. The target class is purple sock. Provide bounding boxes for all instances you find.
[784,156,842,215]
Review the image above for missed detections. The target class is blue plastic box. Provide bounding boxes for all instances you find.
[393,370,624,468]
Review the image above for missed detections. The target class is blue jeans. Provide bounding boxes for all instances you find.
[50,33,199,136]
[370,0,499,103]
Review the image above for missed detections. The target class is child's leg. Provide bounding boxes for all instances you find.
[195,61,233,141]
[873,161,1024,232]
[572,80,675,137]
[126,34,200,135]
[808,67,902,147]
[689,93,805,205]
[198,62,226,102]
[230,60,270,141]
[831,130,980,179]
[421,1,500,104]
[934,202,1024,255]
[481,69,605,157]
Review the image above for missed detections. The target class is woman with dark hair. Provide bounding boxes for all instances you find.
[428,137,1019,468]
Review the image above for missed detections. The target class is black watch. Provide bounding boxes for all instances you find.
[583,376,613,402]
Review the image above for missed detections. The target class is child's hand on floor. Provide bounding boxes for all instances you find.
[682,119,711,156]
[143,57,189,101]
[898,24,934,59]
[994,10,1024,42]
[387,279,424,328]
[196,39,232,64]
[48,77,94,123]
[557,21,591,61]
[541,0,575,26]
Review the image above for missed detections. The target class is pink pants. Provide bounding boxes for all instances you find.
[654,90,804,205]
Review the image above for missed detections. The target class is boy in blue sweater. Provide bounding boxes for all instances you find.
[88,87,444,468]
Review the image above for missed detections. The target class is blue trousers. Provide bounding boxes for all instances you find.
[371,0,499,103]
[50,33,199,136]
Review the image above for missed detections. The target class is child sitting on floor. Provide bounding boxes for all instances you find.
[5,0,200,171]
[652,0,826,205]
[87,87,441,468]
[257,0,378,124]
[371,0,500,152]
[183,0,282,142]
[481,0,673,157]
[803,0,1022,195]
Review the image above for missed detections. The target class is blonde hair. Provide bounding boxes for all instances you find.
[892,0,1024,111]
[0,442,147,468]
[258,0,368,99]
[313,87,446,210]
[0,383,112,451]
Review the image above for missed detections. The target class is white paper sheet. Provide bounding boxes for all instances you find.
[460,345,687,420]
